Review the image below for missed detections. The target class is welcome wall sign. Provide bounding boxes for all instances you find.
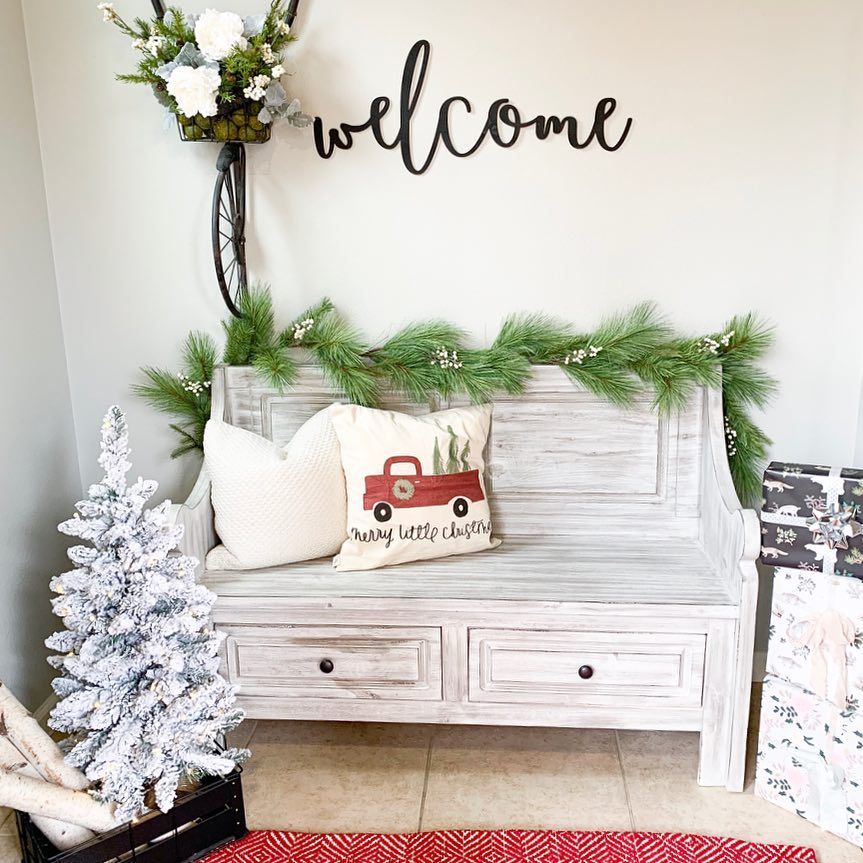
[313,39,633,176]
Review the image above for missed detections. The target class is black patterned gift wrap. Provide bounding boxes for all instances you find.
[760,461,863,577]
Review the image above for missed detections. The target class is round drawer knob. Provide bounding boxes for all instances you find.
[578,665,594,680]
[319,659,334,674]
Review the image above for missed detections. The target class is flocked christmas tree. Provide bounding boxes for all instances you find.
[45,406,247,822]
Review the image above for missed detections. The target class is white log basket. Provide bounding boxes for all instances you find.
[172,362,759,791]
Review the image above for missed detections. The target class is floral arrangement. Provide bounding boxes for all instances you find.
[98,1,310,142]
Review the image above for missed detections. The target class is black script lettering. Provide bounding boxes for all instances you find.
[314,39,633,175]
[399,522,439,543]
[442,519,493,541]
[490,101,522,148]
[350,526,393,548]
[591,97,632,151]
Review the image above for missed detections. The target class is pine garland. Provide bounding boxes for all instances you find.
[134,285,775,505]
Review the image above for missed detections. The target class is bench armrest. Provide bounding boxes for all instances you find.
[169,465,217,579]
[699,386,761,596]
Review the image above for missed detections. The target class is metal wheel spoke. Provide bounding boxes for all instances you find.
[225,258,237,283]
[225,173,236,217]
[212,143,248,318]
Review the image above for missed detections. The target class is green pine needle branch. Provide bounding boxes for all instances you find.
[134,285,774,505]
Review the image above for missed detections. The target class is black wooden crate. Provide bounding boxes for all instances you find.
[15,769,246,863]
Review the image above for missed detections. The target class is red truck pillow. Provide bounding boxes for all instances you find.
[329,403,500,571]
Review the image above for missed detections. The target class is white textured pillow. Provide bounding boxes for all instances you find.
[330,403,500,572]
[204,406,347,570]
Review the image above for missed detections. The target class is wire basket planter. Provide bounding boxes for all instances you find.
[177,104,272,144]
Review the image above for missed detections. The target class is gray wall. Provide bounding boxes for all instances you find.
[0,0,81,709]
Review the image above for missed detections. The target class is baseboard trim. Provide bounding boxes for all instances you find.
[752,649,766,683]
[33,692,57,724]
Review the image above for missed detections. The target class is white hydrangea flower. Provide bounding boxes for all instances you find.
[167,65,221,117]
[271,64,285,78]
[195,9,248,61]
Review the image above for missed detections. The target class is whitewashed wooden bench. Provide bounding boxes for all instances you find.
[173,362,760,791]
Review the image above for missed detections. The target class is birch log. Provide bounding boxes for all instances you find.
[0,736,95,850]
[0,769,117,832]
[0,682,88,791]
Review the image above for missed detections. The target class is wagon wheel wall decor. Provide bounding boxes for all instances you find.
[151,0,302,317]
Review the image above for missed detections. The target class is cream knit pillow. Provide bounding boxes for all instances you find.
[330,403,500,572]
[204,405,347,570]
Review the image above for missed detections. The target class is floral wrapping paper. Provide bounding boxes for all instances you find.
[761,462,863,577]
[756,675,863,847]
[767,567,863,712]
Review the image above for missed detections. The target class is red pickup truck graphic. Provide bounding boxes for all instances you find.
[363,456,485,523]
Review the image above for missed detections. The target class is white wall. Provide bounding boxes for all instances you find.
[21,0,863,505]
[0,0,81,709]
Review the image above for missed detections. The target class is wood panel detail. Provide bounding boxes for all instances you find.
[468,628,705,707]
[221,624,442,701]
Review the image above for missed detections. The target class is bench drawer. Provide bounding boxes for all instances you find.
[222,624,442,700]
[468,628,705,707]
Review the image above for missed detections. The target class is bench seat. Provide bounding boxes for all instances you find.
[202,536,736,606]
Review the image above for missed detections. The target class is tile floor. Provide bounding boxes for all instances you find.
[1,688,861,863]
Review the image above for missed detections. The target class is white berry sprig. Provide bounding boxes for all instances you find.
[699,330,735,355]
[292,317,315,342]
[724,415,738,457]
[431,347,463,370]
[177,372,211,396]
[563,345,603,365]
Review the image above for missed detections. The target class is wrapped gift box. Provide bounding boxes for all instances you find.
[761,462,863,577]
[768,567,863,712]
[756,675,863,847]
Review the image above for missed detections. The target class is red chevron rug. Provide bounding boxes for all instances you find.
[202,829,818,863]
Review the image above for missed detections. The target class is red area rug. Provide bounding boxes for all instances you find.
[202,829,817,863]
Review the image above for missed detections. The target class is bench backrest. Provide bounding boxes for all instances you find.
[211,363,709,539]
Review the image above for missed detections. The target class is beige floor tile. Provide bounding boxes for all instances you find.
[227,719,258,750]
[619,730,863,863]
[421,725,632,832]
[0,811,11,835]
[0,832,19,863]
[242,720,431,833]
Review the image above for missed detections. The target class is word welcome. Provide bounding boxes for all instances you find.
[349,518,493,546]
[313,39,633,175]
